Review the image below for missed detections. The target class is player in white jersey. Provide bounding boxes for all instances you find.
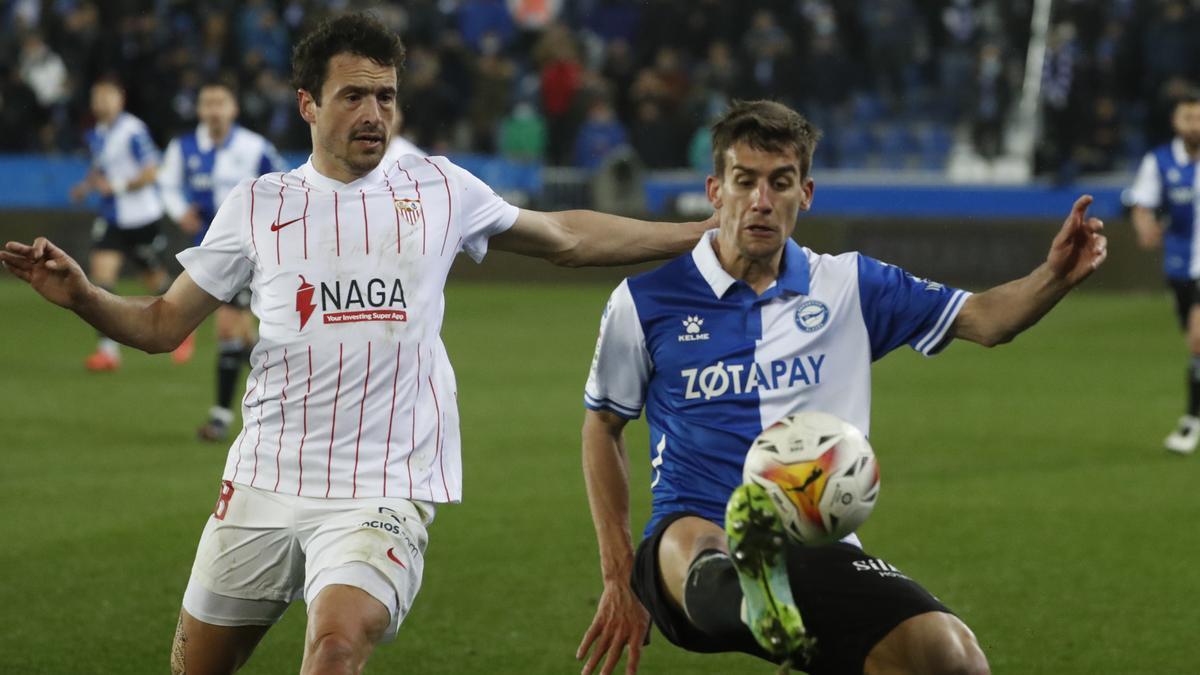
[68,78,177,371]
[2,14,712,675]
[380,109,424,166]
[575,101,1108,675]
[158,78,289,441]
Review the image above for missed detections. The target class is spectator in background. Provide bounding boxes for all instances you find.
[573,96,628,170]
[499,100,548,162]
[970,43,1010,160]
[535,22,583,164]
[468,31,516,153]
[402,45,463,152]
[1039,22,1080,182]
[0,65,41,151]
[18,32,69,148]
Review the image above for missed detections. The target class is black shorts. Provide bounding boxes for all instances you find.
[91,217,168,272]
[631,511,951,675]
[1169,278,1200,330]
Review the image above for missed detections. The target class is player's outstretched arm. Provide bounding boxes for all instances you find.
[492,209,715,267]
[1,237,221,353]
[1130,206,1162,250]
[952,194,1108,347]
[577,409,650,675]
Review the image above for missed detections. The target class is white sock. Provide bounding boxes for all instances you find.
[98,338,119,357]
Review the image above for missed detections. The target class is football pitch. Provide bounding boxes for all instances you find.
[1,278,1197,674]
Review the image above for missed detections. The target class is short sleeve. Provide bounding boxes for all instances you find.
[176,181,255,301]
[856,253,970,360]
[158,138,189,222]
[434,158,519,263]
[583,280,652,419]
[1127,153,1161,208]
[130,126,160,166]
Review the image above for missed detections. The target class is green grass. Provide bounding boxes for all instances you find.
[1,278,1197,674]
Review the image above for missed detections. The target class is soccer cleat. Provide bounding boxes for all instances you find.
[171,332,196,364]
[1164,415,1200,455]
[725,482,815,663]
[196,419,230,442]
[84,350,120,372]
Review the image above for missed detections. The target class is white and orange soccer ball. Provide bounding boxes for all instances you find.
[742,411,880,545]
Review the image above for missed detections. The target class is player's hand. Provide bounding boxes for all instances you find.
[1046,194,1107,286]
[69,180,90,203]
[93,175,114,197]
[179,207,202,235]
[0,237,92,309]
[576,583,650,675]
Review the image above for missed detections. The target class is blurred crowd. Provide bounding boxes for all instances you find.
[0,0,1197,176]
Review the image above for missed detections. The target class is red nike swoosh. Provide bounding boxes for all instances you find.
[270,216,304,232]
[386,547,407,568]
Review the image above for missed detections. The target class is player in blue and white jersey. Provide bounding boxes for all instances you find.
[158,78,287,441]
[576,101,1107,675]
[1129,91,1200,454]
[69,78,169,372]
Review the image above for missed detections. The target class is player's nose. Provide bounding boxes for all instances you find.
[751,181,773,212]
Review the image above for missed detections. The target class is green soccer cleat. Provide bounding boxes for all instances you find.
[725,482,816,663]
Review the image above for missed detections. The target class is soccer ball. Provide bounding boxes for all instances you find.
[742,411,880,545]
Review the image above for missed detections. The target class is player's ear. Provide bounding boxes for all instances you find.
[797,176,815,212]
[297,89,317,125]
[706,174,723,210]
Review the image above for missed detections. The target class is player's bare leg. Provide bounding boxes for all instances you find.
[171,609,270,675]
[1166,305,1200,453]
[300,584,389,675]
[85,249,123,370]
[862,611,989,675]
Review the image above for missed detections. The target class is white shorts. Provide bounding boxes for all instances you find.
[182,481,433,641]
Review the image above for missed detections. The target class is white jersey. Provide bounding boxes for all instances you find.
[177,154,519,501]
[85,112,163,228]
[382,135,425,166]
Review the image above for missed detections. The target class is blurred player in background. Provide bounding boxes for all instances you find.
[158,78,288,441]
[576,101,1108,675]
[3,13,712,675]
[1129,90,1200,454]
[69,78,180,371]
[381,108,424,165]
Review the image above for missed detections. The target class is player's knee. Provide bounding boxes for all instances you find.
[925,633,989,675]
[306,630,364,675]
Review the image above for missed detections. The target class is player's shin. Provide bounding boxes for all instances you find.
[682,549,750,638]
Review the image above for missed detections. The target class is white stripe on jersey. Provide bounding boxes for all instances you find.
[178,155,518,501]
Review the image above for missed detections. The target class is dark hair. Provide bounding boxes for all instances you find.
[291,12,405,104]
[1175,88,1200,108]
[198,75,238,98]
[710,100,822,178]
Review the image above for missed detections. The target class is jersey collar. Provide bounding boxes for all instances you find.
[691,229,811,299]
[1172,138,1198,165]
[196,124,238,152]
[299,156,390,191]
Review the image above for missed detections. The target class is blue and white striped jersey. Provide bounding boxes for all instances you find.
[584,230,970,538]
[1129,138,1200,280]
[159,125,287,244]
[84,112,163,228]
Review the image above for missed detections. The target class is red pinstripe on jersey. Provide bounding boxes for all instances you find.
[248,178,260,259]
[352,341,373,497]
[275,178,287,265]
[301,178,310,260]
[274,348,290,492]
[250,350,271,487]
[326,343,344,498]
[429,374,448,500]
[360,191,370,255]
[333,191,341,257]
[396,165,426,255]
[297,345,313,496]
[426,158,453,256]
[407,343,421,499]
[383,340,402,496]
